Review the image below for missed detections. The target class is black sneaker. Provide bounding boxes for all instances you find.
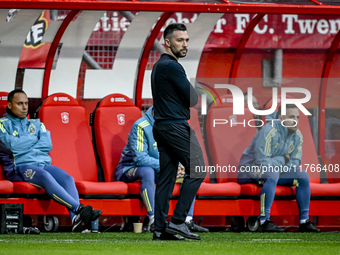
[72,205,93,232]
[258,219,284,232]
[185,220,209,233]
[23,227,40,234]
[299,220,321,232]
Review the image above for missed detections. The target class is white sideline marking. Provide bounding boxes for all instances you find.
[251,239,302,242]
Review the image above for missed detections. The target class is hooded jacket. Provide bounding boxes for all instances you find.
[0,110,52,179]
[115,106,159,181]
[238,111,303,176]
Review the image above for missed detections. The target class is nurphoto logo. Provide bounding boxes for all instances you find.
[198,84,311,128]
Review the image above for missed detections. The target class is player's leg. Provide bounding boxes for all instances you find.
[121,166,156,232]
[256,171,284,232]
[153,148,178,232]
[43,165,79,206]
[258,171,279,223]
[184,195,209,232]
[43,165,102,223]
[278,169,310,220]
[16,165,93,232]
[238,168,283,231]
[155,123,204,240]
[278,169,320,232]
[17,165,79,211]
[153,123,185,241]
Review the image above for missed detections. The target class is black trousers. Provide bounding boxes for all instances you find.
[153,122,206,232]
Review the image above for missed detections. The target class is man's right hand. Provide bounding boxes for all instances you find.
[176,164,185,179]
[284,154,290,164]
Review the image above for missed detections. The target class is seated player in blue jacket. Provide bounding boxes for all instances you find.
[115,106,208,233]
[237,104,320,232]
[0,89,101,232]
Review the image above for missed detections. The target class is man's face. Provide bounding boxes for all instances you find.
[8,92,28,119]
[279,107,299,132]
[165,30,189,59]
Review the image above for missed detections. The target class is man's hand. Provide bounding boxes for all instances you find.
[177,164,185,179]
[284,154,290,164]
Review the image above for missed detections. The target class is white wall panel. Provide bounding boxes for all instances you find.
[0,9,41,91]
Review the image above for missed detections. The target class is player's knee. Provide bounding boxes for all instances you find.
[63,174,75,184]
[37,170,52,181]
[298,169,309,180]
[140,167,155,183]
[265,171,280,180]
[265,176,279,185]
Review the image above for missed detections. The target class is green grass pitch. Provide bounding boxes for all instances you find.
[0,232,339,255]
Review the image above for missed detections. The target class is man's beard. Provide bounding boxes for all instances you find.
[171,47,188,59]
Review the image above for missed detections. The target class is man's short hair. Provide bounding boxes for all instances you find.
[278,104,297,116]
[163,23,187,40]
[8,89,27,103]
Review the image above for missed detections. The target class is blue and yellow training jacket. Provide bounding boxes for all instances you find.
[238,111,303,177]
[115,106,159,181]
[0,113,52,179]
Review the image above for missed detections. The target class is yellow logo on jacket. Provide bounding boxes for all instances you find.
[28,124,36,135]
[288,141,295,154]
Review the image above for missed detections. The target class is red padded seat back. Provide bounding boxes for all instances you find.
[206,106,257,183]
[93,94,142,182]
[0,92,9,118]
[264,97,320,183]
[38,93,97,182]
[189,108,210,182]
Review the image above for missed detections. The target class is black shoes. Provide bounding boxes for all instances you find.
[185,220,209,233]
[153,231,185,241]
[165,221,201,240]
[258,218,284,232]
[299,220,321,232]
[72,204,93,232]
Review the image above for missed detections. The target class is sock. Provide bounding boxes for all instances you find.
[260,219,266,225]
[300,219,308,224]
[72,215,76,224]
[75,204,81,213]
[185,216,193,223]
[149,215,154,225]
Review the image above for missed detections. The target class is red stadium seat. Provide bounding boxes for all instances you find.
[206,105,257,183]
[190,107,242,199]
[91,93,142,182]
[0,92,9,118]
[36,93,128,198]
[0,165,14,198]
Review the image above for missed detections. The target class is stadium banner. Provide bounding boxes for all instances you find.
[18,10,51,68]
[90,12,340,49]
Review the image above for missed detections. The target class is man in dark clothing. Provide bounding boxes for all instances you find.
[151,23,206,241]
